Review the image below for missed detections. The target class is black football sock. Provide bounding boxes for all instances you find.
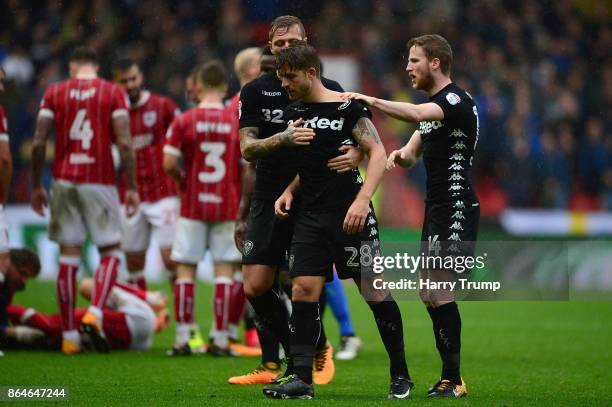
[369,295,410,379]
[315,298,328,352]
[427,302,461,385]
[290,301,320,385]
[255,319,281,366]
[248,289,290,356]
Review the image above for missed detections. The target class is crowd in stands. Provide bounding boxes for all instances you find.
[0,0,610,219]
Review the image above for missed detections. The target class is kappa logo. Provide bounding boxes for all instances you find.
[243,240,254,256]
[448,232,461,241]
[452,141,467,150]
[451,211,465,220]
[446,92,461,105]
[450,153,465,161]
[448,173,464,181]
[143,111,157,127]
[454,200,466,209]
[450,129,467,138]
[449,222,464,231]
[448,163,464,171]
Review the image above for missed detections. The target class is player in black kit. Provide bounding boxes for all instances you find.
[231,16,361,385]
[342,34,479,398]
[262,44,413,400]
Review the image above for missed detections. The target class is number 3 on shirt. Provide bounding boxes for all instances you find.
[70,109,94,149]
[198,142,226,183]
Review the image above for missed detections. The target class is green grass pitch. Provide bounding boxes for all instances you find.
[2,280,610,406]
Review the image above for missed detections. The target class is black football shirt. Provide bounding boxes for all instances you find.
[239,71,343,200]
[419,82,479,204]
[284,99,371,212]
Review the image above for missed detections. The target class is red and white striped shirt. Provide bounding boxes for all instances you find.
[0,104,8,204]
[164,103,241,222]
[39,77,129,185]
[118,91,180,202]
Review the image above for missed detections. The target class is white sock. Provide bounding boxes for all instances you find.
[87,305,103,323]
[63,329,80,343]
[176,323,191,346]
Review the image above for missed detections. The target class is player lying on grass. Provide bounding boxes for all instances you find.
[263,43,413,400]
[0,249,42,352]
[4,277,168,351]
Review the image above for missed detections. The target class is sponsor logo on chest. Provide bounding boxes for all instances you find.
[288,116,345,131]
[419,120,443,134]
[262,90,282,96]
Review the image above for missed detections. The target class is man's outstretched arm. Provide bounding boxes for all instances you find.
[342,92,444,123]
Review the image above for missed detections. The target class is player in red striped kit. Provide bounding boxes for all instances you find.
[0,67,12,282]
[163,60,244,356]
[112,58,181,290]
[6,278,167,351]
[30,47,139,354]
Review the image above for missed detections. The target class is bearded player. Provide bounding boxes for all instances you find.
[343,34,479,398]
[30,47,139,354]
[112,58,181,290]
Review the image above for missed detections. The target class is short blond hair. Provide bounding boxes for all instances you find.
[233,47,262,81]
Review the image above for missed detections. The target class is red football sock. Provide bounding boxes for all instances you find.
[91,252,121,310]
[57,256,79,332]
[228,276,246,326]
[214,276,232,334]
[174,279,195,325]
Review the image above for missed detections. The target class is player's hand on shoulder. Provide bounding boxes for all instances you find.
[124,189,140,217]
[281,118,315,147]
[274,191,293,220]
[234,219,247,252]
[343,196,369,235]
[31,186,48,217]
[340,92,376,106]
[327,145,363,173]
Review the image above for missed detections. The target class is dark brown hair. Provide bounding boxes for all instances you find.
[196,60,227,88]
[269,15,306,40]
[10,248,41,277]
[407,34,453,75]
[69,47,98,65]
[276,42,320,77]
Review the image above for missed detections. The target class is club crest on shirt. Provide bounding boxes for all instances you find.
[143,111,157,127]
[337,100,352,110]
[446,92,461,105]
[243,240,254,256]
